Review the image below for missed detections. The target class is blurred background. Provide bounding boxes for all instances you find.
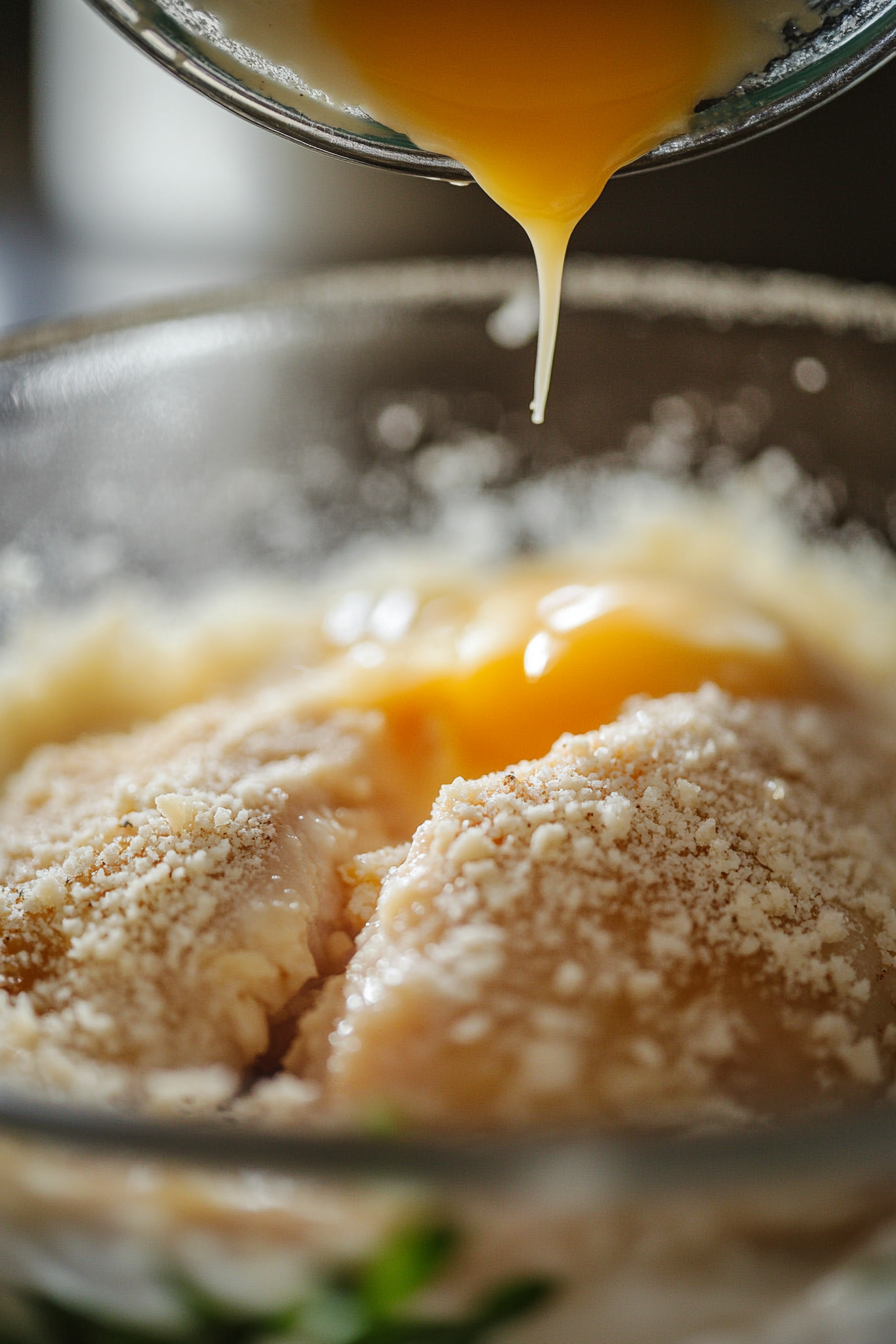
[2,0,896,332]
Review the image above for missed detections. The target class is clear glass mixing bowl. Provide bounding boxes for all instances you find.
[3,257,896,1344]
[82,0,896,180]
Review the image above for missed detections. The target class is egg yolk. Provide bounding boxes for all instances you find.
[369,579,832,780]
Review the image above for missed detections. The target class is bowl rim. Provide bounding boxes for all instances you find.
[4,254,896,363]
[3,253,896,1190]
[1,1085,896,1194]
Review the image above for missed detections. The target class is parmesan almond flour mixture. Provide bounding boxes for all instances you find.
[2,463,896,1132]
[311,689,896,1127]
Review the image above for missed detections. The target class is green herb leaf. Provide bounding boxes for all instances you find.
[360,1226,460,1321]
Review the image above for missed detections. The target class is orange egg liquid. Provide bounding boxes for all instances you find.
[212,0,792,423]
[329,577,836,782]
[307,0,732,422]
[435,619,822,780]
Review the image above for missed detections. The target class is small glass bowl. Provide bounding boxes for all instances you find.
[3,257,896,1343]
[83,0,896,181]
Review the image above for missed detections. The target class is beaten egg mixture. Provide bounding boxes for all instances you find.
[208,0,817,420]
[2,468,896,1129]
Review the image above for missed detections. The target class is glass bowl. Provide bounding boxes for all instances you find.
[83,0,896,180]
[3,256,896,1344]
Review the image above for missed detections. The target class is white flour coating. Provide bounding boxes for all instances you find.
[315,687,896,1126]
